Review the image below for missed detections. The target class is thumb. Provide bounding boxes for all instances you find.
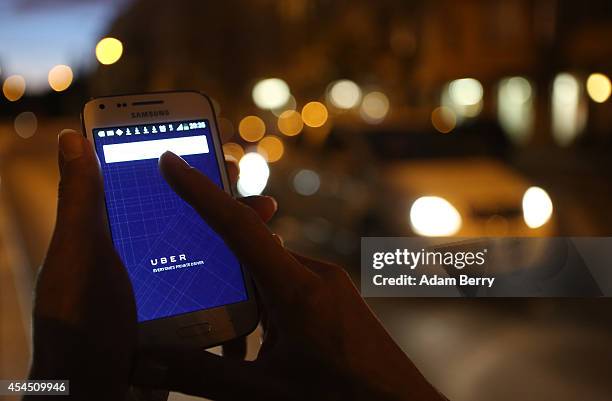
[35,129,112,323]
[55,129,107,236]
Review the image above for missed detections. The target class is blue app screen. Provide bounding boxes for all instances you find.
[92,120,247,322]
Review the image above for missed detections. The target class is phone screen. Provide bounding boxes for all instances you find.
[92,119,247,322]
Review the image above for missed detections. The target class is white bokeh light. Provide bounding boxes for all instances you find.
[552,73,586,146]
[442,78,484,121]
[237,152,270,196]
[252,78,291,109]
[522,186,553,229]
[328,80,361,109]
[14,111,38,138]
[409,196,462,237]
[360,91,390,123]
[498,76,534,145]
[449,78,483,106]
[293,169,320,196]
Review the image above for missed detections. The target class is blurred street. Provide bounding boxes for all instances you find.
[0,118,73,384]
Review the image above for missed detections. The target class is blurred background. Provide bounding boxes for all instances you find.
[1,0,612,400]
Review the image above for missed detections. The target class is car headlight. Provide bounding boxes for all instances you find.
[409,196,462,237]
[522,186,553,229]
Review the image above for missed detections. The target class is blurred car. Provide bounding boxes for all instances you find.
[378,157,556,237]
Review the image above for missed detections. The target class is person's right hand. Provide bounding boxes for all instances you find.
[134,152,445,401]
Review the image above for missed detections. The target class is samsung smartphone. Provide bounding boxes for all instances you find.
[82,91,258,348]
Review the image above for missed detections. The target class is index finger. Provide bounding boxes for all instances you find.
[158,151,316,301]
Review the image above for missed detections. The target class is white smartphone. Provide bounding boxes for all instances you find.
[82,91,258,349]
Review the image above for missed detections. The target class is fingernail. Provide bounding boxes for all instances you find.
[160,151,191,169]
[268,196,278,211]
[272,233,284,247]
[58,129,83,162]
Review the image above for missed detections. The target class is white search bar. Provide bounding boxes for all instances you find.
[103,135,209,163]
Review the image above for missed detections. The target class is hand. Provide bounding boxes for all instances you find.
[133,152,444,401]
[28,129,277,400]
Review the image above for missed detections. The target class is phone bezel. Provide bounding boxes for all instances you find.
[82,90,258,349]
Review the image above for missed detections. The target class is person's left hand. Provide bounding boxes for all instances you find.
[27,129,276,400]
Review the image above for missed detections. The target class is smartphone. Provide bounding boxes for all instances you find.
[82,91,258,348]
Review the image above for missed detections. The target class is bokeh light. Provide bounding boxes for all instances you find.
[552,72,586,146]
[293,169,320,196]
[238,115,266,142]
[503,76,532,103]
[3,75,26,101]
[48,65,73,92]
[442,78,483,120]
[409,196,462,237]
[449,78,483,106]
[498,76,534,145]
[431,106,456,133]
[360,91,390,123]
[277,109,303,136]
[252,78,291,109]
[328,80,361,109]
[522,186,553,229]
[222,142,245,162]
[301,101,328,127]
[95,37,123,65]
[257,135,285,163]
[237,152,270,196]
[586,73,611,103]
[14,112,38,139]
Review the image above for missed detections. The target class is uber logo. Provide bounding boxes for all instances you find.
[151,254,187,266]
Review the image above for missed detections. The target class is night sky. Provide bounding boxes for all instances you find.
[0,0,130,93]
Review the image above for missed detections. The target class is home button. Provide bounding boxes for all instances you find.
[177,323,212,338]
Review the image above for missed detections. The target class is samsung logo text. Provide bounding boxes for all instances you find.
[131,110,170,118]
